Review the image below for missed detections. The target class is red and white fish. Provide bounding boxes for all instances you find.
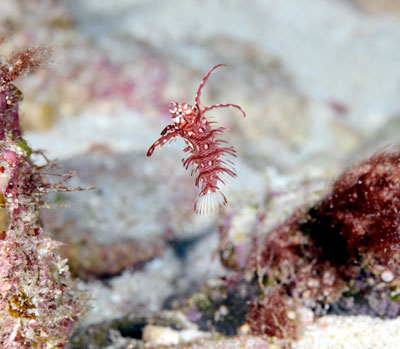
[147,64,246,214]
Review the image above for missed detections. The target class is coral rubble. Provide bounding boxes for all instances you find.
[0,41,86,347]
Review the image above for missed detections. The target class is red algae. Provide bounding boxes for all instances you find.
[247,287,299,339]
[220,148,400,339]
[310,149,400,264]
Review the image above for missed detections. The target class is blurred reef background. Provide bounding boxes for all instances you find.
[2,0,400,347]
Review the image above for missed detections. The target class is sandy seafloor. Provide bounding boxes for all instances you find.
[3,0,400,348]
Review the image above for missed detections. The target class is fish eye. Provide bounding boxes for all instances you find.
[169,102,178,114]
